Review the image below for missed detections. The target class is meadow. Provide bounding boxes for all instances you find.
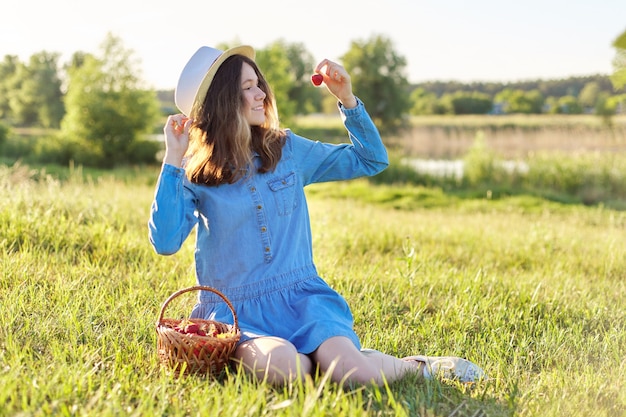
[296,114,626,158]
[1,115,625,416]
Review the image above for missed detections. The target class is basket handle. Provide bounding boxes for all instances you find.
[157,285,239,332]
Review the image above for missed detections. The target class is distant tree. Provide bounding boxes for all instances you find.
[607,94,626,114]
[61,33,160,167]
[545,96,559,114]
[521,90,544,114]
[578,81,601,112]
[0,52,65,127]
[534,77,602,98]
[253,42,296,126]
[494,89,543,114]
[610,28,626,91]
[434,99,455,115]
[409,87,439,115]
[0,55,19,121]
[280,41,319,114]
[4,60,38,125]
[595,92,615,125]
[415,76,614,102]
[341,34,411,132]
[416,80,486,97]
[64,51,89,80]
[443,91,492,115]
[26,52,65,128]
[557,95,583,114]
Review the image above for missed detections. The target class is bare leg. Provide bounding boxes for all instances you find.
[232,336,313,386]
[310,336,422,386]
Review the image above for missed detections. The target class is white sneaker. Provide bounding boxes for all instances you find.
[403,355,487,383]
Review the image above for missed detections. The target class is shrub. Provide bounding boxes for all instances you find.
[462,131,504,186]
[0,122,8,148]
[126,139,162,165]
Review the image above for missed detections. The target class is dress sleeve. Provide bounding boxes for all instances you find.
[290,97,389,186]
[148,163,199,255]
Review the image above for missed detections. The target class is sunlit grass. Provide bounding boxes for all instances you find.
[1,164,625,416]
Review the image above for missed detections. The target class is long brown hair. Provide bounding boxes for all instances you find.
[184,55,286,185]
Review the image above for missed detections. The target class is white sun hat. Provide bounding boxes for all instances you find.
[174,45,255,117]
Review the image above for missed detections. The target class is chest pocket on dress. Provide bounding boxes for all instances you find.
[267,172,297,216]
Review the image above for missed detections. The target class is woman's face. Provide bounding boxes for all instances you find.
[240,62,266,126]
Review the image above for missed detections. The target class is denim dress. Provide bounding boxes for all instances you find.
[149,98,388,354]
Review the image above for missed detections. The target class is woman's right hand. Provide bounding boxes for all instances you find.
[313,59,357,109]
[163,114,192,167]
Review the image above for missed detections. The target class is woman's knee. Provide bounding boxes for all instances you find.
[233,336,312,385]
[312,336,384,386]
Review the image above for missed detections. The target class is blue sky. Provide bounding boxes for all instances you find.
[2,0,624,89]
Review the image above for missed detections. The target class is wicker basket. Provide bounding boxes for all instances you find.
[156,286,240,377]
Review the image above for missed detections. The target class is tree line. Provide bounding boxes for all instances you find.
[1,30,625,168]
[410,75,623,116]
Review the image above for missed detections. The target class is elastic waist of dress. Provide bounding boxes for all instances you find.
[197,263,318,302]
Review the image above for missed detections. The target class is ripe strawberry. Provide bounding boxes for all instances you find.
[184,323,200,334]
[311,74,323,86]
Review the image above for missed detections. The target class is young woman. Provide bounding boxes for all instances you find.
[149,45,486,386]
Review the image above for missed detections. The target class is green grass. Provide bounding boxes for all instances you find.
[1,164,625,416]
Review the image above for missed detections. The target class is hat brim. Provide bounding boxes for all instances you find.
[190,45,255,117]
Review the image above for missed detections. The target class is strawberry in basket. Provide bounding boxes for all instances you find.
[173,319,198,334]
[156,286,241,376]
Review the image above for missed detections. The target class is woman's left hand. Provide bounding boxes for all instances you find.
[313,59,358,109]
[162,114,191,167]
